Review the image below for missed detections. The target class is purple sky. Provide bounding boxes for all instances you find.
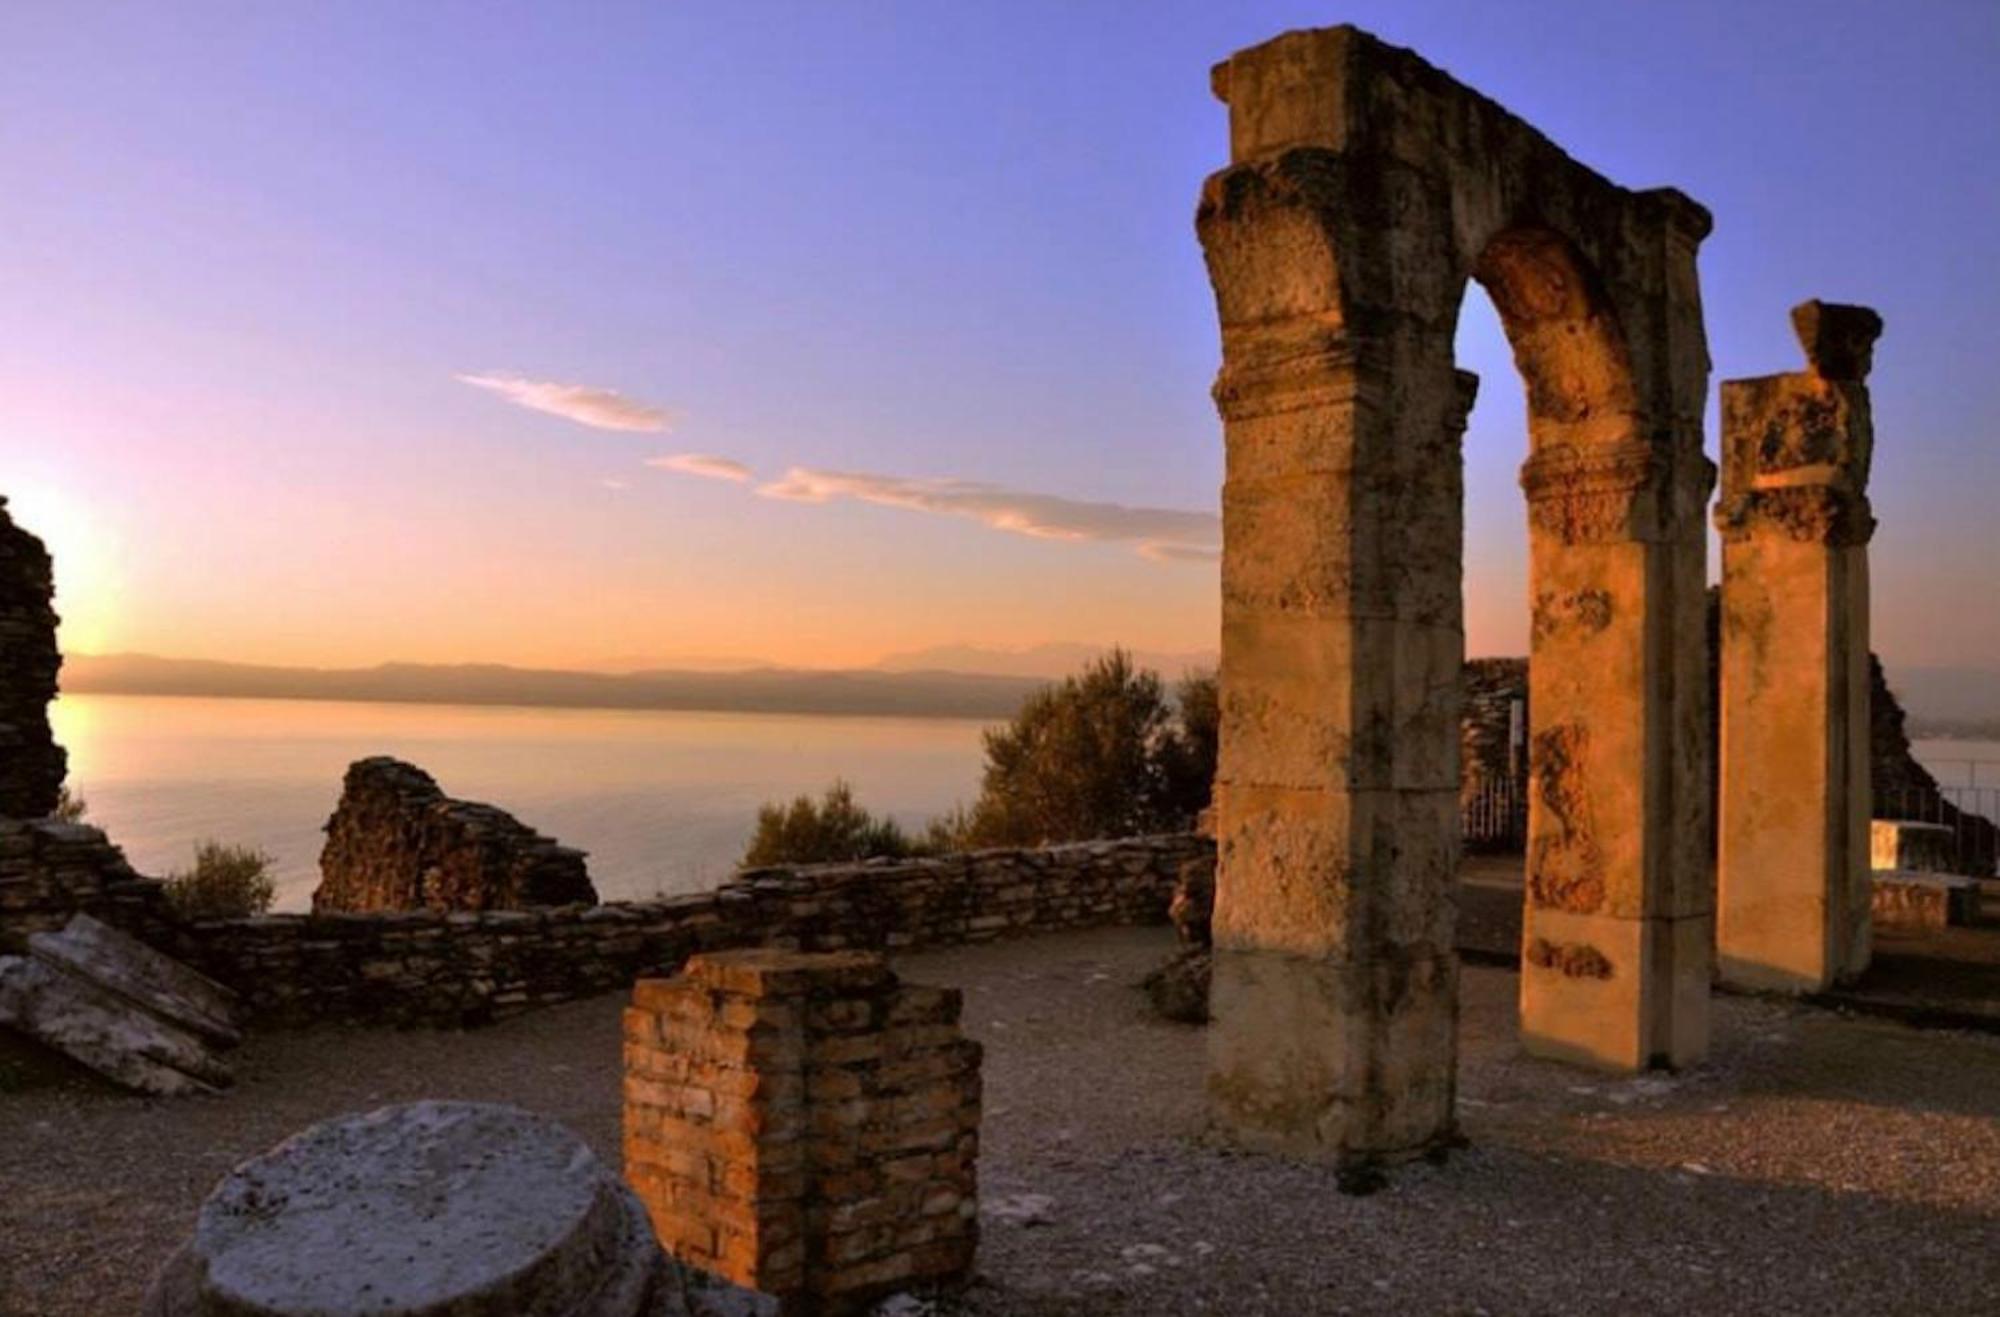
[2,1,1994,669]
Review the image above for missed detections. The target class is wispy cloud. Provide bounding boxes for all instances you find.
[647,453,753,483]
[599,477,631,491]
[457,372,671,433]
[754,466,1218,564]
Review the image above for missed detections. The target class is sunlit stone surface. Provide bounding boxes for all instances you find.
[1197,25,1715,1161]
[1717,302,1884,992]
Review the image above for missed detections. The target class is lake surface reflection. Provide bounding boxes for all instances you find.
[51,694,990,911]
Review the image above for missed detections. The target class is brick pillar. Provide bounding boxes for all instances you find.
[623,949,980,1312]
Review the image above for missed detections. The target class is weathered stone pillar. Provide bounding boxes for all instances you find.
[1197,116,1476,1157]
[0,496,65,819]
[1516,419,1716,1071]
[1716,302,1882,991]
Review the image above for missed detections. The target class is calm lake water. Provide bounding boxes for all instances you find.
[51,694,992,911]
[48,695,2000,914]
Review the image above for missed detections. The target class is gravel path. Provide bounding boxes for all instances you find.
[4,926,1998,1314]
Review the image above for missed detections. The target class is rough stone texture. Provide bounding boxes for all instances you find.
[29,913,239,1049]
[182,835,1212,1028]
[1715,303,1882,993]
[1871,819,1958,875]
[1142,949,1213,1024]
[1197,25,1714,1161]
[1167,853,1215,949]
[142,1101,682,1316]
[624,951,980,1313]
[1869,871,1980,932]
[314,757,598,913]
[0,952,231,1096]
[0,496,65,820]
[0,818,175,951]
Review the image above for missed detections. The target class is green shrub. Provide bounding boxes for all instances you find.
[52,785,87,823]
[163,840,277,921]
[935,650,1219,850]
[741,781,919,867]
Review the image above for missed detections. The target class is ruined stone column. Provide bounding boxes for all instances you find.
[1716,302,1882,991]
[0,496,65,819]
[1198,99,1475,1158]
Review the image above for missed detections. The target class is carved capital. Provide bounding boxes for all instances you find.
[1519,441,1658,545]
[1714,487,1875,546]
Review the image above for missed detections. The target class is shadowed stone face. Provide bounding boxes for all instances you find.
[0,496,66,820]
[1199,24,1714,1161]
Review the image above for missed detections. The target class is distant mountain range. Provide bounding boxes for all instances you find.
[56,651,2000,734]
[1890,666,2000,739]
[60,654,1046,720]
[871,642,1218,681]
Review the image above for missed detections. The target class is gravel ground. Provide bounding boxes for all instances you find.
[3,926,1998,1315]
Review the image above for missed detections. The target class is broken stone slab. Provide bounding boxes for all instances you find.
[1871,820,1958,876]
[0,955,229,1095]
[29,914,240,1048]
[143,1101,695,1316]
[1872,871,1981,933]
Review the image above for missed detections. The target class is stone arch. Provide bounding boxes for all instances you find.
[1198,26,1715,1165]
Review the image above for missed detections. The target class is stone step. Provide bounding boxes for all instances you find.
[28,913,240,1048]
[0,954,229,1095]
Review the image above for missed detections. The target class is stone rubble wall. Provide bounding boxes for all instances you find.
[0,818,176,952]
[624,950,979,1311]
[313,757,598,913]
[0,497,65,820]
[179,834,1212,1027]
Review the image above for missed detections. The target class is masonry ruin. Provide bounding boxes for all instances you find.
[1198,26,1715,1162]
[1715,301,1883,991]
[624,949,980,1312]
[0,496,65,819]
[313,756,597,913]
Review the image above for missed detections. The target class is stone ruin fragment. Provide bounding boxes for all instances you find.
[143,1100,733,1316]
[0,495,65,819]
[313,755,597,913]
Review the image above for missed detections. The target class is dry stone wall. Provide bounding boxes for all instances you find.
[0,496,64,819]
[314,757,597,913]
[181,834,1211,1027]
[0,818,175,951]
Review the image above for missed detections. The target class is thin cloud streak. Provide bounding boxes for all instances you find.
[755,465,1218,564]
[648,453,753,482]
[457,372,671,433]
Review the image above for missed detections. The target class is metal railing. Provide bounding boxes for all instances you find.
[1878,780,2000,878]
[1459,766,2000,877]
[1461,776,1527,853]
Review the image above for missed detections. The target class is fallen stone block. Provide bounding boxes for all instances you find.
[0,955,229,1095]
[1871,870,1981,933]
[29,913,240,1048]
[1141,948,1211,1024]
[1871,820,1958,876]
[143,1100,710,1316]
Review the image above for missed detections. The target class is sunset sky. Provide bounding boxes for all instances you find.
[3,1,1996,671]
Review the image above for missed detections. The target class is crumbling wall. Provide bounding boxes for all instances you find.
[0,819,175,952]
[313,757,597,913]
[186,834,1210,1027]
[0,497,65,819]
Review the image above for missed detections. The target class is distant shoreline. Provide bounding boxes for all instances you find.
[59,653,1043,722]
[54,686,1009,724]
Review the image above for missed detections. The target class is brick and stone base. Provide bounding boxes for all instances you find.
[624,949,979,1313]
